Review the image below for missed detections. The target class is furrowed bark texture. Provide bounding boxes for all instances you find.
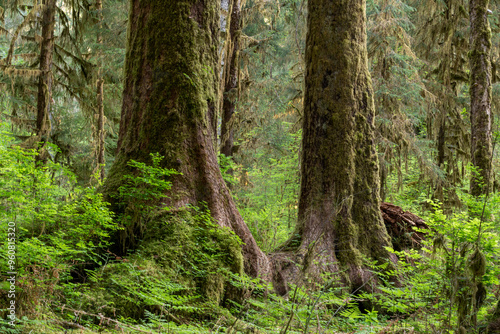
[274,0,395,292]
[104,0,269,279]
[469,0,492,196]
[36,0,56,158]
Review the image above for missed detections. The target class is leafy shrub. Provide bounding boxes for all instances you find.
[0,123,117,322]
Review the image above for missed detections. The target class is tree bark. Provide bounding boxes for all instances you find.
[274,0,395,292]
[35,0,56,162]
[468,0,492,330]
[469,0,492,197]
[95,0,105,182]
[104,0,270,279]
[437,117,446,167]
[220,0,241,162]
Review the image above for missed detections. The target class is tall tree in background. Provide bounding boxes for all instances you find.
[94,0,105,181]
[462,0,492,330]
[36,0,56,161]
[0,0,115,175]
[413,0,470,206]
[104,0,270,278]
[278,0,394,289]
[367,0,427,200]
[220,0,241,166]
[469,0,492,196]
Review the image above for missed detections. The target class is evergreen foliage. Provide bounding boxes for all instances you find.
[1,0,500,332]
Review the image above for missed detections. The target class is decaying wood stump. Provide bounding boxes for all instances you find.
[380,202,428,251]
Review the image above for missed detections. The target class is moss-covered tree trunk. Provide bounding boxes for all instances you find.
[35,0,56,161]
[468,0,493,331]
[95,0,105,181]
[469,0,492,197]
[104,0,269,279]
[274,0,394,292]
[220,0,241,163]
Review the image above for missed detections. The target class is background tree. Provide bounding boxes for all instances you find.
[94,0,105,181]
[464,0,492,330]
[367,0,428,201]
[0,0,125,180]
[228,0,304,251]
[35,0,56,161]
[413,0,470,207]
[220,0,241,165]
[469,0,492,197]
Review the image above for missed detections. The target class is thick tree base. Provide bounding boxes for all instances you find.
[270,203,425,296]
[270,250,379,297]
[91,207,246,321]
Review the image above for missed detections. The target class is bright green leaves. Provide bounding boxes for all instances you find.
[0,123,117,274]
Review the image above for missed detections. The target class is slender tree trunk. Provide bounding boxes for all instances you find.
[104,0,270,279]
[95,0,105,181]
[274,0,394,292]
[469,0,492,197]
[467,0,491,330]
[36,0,56,162]
[437,117,446,167]
[220,0,241,163]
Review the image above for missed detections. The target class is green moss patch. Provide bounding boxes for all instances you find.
[78,207,244,321]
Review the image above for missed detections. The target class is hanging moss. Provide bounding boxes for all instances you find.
[468,248,486,277]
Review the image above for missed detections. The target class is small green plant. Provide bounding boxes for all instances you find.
[218,153,238,187]
[117,153,179,207]
[111,152,180,248]
[355,196,500,333]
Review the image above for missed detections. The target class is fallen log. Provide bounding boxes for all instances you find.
[380,202,428,251]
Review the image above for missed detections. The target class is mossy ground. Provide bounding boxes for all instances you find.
[1,208,245,333]
[85,208,243,315]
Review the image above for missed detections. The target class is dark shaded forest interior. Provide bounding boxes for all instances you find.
[1,0,500,333]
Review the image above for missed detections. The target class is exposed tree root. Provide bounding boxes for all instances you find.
[270,203,427,296]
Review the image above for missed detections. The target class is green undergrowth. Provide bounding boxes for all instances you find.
[99,152,245,312]
[2,122,500,333]
[0,133,247,332]
[72,205,246,320]
[233,124,301,253]
[0,123,117,330]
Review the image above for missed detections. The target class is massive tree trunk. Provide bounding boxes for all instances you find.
[35,0,56,161]
[469,0,492,197]
[104,0,270,279]
[273,0,395,292]
[220,0,241,162]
